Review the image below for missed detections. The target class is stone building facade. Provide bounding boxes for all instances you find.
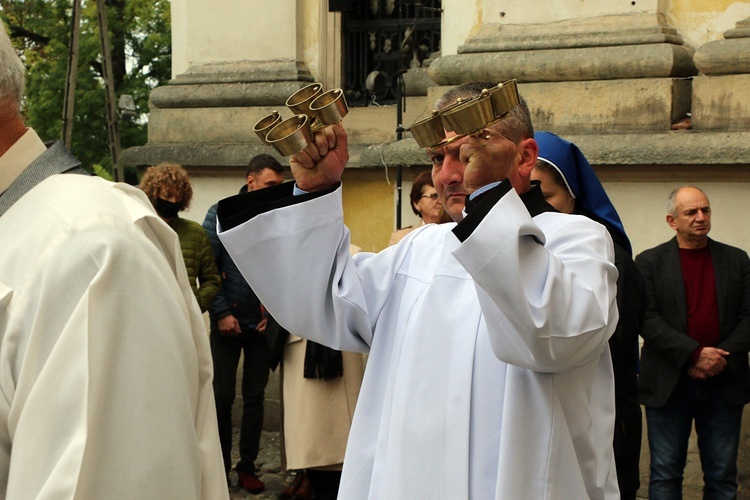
[122,1,750,497]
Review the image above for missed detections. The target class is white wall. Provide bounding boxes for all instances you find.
[666,0,750,48]
[182,176,248,226]
[606,181,750,256]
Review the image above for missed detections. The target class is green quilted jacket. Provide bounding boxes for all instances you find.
[170,216,221,312]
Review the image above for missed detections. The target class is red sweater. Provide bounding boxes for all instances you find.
[679,246,720,363]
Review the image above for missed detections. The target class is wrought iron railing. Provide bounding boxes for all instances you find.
[336,0,442,107]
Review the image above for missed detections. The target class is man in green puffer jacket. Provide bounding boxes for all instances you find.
[140,162,220,312]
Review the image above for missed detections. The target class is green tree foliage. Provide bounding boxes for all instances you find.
[0,0,170,175]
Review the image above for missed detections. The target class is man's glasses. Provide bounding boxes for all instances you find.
[421,193,439,201]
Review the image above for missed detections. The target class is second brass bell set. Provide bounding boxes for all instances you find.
[409,79,520,149]
[254,83,349,157]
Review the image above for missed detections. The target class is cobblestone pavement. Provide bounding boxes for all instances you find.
[228,430,290,499]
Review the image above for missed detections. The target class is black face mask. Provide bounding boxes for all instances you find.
[154,198,181,219]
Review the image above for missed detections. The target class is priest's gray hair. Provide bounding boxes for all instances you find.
[666,185,709,216]
[0,22,25,114]
[434,81,534,145]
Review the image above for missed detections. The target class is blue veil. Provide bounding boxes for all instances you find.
[535,131,632,256]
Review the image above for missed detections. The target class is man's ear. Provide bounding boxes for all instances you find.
[666,213,677,230]
[516,138,539,179]
[246,174,255,189]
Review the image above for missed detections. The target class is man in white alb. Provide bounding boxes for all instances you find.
[217,82,620,499]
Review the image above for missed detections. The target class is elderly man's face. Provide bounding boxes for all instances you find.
[667,187,711,246]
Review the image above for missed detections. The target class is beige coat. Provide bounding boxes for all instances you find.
[281,335,364,471]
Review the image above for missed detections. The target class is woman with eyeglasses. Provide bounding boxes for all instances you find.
[389,171,445,245]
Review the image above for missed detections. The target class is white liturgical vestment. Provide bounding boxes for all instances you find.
[218,182,620,499]
[0,172,227,498]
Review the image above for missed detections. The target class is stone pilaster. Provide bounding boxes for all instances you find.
[692,18,750,130]
[122,0,317,169]
[429,13,697,134]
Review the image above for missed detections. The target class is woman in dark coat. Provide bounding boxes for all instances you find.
[531,132,646,500]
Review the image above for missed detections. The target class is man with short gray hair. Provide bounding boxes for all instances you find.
[636,186,750,499]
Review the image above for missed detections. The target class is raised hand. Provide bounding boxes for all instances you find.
[457,130,520,191]
[289,123,349,192]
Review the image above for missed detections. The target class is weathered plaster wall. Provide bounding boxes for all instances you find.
[667,0,750,48]
[480,0,659,25]
[171,0,298,77]
[299,0,322,79]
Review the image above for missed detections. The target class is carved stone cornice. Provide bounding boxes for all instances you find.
[170,60,314,85]
[458,13,683,53]
[694,17,750,75]
[430,44,696,84]
[150,81,316,108]
[430,13,696,84]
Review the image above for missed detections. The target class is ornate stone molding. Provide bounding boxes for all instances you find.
[170,60,314,85]
[694,18,750,75]
[430,44,696,84]
[150,81,317,108]
[356,131,750,170]
[724,17,750,39]
[458,13,683,53]
[431,13,696,84]
[148,60,318,109]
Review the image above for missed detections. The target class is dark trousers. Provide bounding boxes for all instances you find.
[613,412,642,500]
[211,324,270,473]
[646,376,743,500]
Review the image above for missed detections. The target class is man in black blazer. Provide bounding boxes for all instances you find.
[636,186,750,499]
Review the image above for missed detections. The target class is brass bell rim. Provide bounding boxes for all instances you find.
[285,83,324,109]
[253,111,281,131]
[309,88,349,126]
[265,114,310,143]
[264,114,314,156]
[253,111,282,144]
[308,88,344,111]
[442,95,494,137]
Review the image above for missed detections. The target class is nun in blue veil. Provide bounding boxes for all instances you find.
[532,131,645,500]
[533,131,632,256]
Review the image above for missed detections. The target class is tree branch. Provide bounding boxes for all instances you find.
[7,24,52,45]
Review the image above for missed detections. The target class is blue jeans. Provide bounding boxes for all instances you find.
[211,324,270,473]
[646,375,743,500]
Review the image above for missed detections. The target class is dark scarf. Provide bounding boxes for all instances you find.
[265,315,343,380]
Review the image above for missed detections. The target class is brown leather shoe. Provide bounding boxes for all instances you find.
[291,473,312,500]
[279,471,306,499]
[237,470,265,494]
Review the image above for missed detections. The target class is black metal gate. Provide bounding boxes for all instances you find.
[333,0,442,107]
